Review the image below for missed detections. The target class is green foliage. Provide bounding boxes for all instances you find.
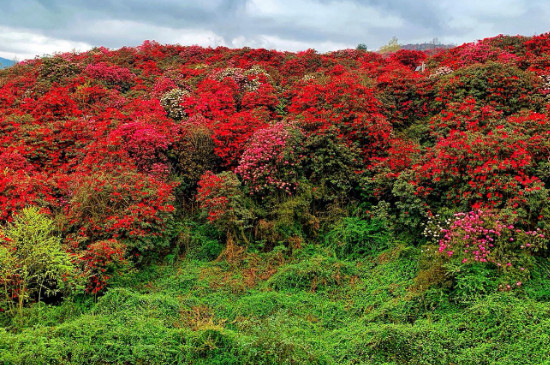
[522,257,550,301]
[171,125,220,194]
[39,56,82,85]
[263,182,318,245]
[2,244,550,364]
[267,254,357,292]
[301,129,362,203]
[180,220,225,261]
[0,207,82,318]
[446,264,499,304]
[324,217,391,259]
[196,170,254,245]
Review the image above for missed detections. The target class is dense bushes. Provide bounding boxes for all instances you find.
[1,34,550,362]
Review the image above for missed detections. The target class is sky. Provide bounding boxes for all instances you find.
[0,0,549,60]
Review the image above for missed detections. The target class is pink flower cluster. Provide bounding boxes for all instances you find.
[110,120,172,177]
[454,40,519,67]
[85,62,134,86]
[439,210,545,268]
[236,121,302,195]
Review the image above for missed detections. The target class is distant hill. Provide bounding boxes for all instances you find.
[0,57,15,68]
[401,42,454,51]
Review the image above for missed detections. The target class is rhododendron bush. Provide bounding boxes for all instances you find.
[1,32,550,309]
[236,121,304,195]
[425,209,547,294]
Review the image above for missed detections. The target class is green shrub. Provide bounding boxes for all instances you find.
[0,207,82,318]
[447,264,499,304]
[300,129,362,203]
[184,221,225,261]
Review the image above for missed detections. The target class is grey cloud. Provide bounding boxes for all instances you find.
[0,0,548,59]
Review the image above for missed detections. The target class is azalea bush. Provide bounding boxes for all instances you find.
[79,239,127,294]
[433,62,544,115]
[85,62,134,90]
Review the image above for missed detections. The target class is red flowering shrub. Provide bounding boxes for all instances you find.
[520,33,550,74]
[413,129,543,214]
[376,66,433,125]
[27,86,82,122]
[388,49,427,70]
[240,83,280,114]
[79,239,126,294]
[109,118,174,177]
[452,40,519,67]
[289,73,382,132]
[428,97,503,140]
[182,78,238,121]
[151,76,178,98]
[64,171,175,256]
[289,73,392,159]
[497,111,550,166]
[0,170,56,222]
[211,110,269,167]
[433,62,544,115]
[368,138,422,204]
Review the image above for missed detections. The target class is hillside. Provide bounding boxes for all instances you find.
[401,42,455,51]
[1,34,550,363]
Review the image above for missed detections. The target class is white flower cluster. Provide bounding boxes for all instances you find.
[540,75,550,94]
[429,66,453,78]
[421,214,452,244]
[160,88,189,120]
[212,66,269,92]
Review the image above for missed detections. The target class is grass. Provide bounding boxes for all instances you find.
[1,243,550,364]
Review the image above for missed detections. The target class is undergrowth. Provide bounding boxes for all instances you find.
[2,242,550,364]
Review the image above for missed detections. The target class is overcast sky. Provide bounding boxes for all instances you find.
[0,0,549,60]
